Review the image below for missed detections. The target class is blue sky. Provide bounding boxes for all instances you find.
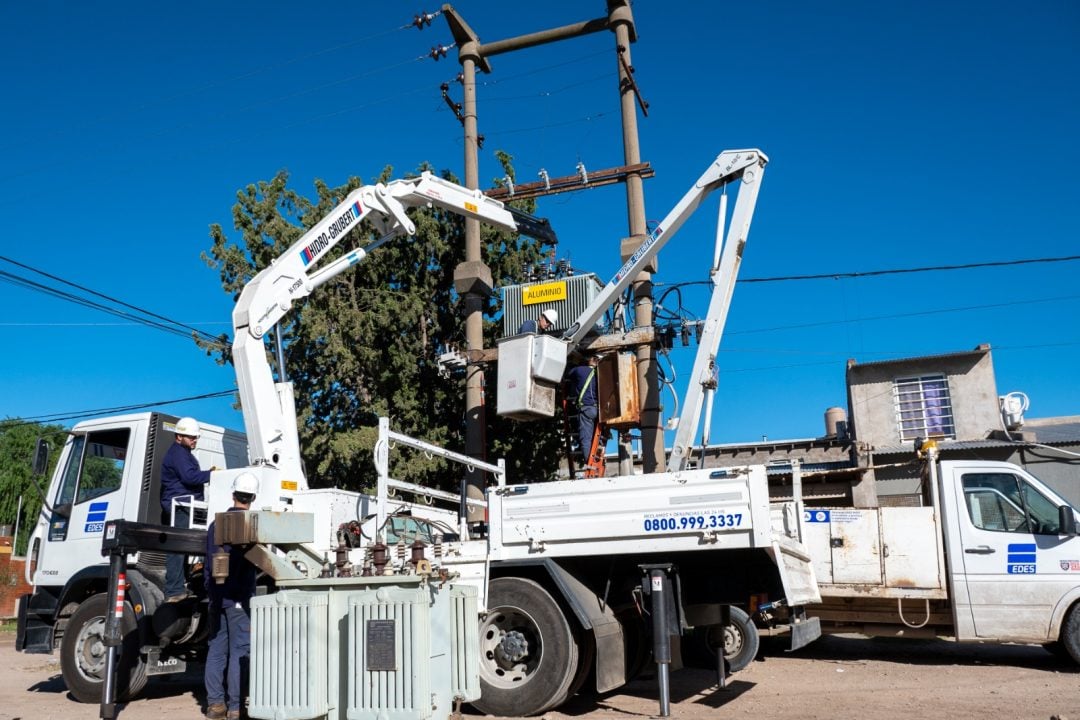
[1,1,1077,448]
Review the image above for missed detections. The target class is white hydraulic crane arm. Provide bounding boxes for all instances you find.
[231,172,518,480]
[666,155,765,473]
[562,150,767,347]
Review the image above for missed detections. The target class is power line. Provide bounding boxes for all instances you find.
[725,293,1080,336]
[737,254,1080,284]
[6,389,236,428]
[716,340,1080,374]
[0,256,228,349]
[484,109,615,139]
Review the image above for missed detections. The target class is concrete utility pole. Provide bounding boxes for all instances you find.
[442,2,658,517]
[609,5,665,475]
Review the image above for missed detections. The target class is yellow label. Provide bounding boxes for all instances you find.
[281,480,298,491]
[522,281,567,306]
[464,201,478,213]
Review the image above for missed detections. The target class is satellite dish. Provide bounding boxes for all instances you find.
[999,391,1029,431]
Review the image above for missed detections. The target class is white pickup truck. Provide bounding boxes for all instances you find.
[780,442,1080,663]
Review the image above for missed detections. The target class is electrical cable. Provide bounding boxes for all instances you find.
[483,72,618,103]
[735,254,1080,284]
[483,109,614,139]
[5,389,235,428]
[0,256,223,342]
[725,293,1080,338]
[0,270,221,346]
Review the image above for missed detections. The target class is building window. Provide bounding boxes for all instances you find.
[893,374,955,441]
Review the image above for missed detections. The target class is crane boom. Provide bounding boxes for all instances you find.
[231,172,518,481]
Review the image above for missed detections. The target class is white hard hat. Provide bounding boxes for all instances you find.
[174,417,201,438]
[232,472,259,496]
[541,309,558,324]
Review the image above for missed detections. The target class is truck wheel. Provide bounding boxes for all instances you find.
[686,606,760,674]
[1062,604,1080,665]
[60,594,148,703]
[474,577,580,717]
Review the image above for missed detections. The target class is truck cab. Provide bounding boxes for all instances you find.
[941,459,1080,643]
[17,413,247,698]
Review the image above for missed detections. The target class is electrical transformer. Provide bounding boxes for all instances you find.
[248,576,479,720]
[500,272,604,336]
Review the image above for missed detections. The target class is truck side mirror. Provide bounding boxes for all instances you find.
[1059,505,1078,537]
[32,438,50,477]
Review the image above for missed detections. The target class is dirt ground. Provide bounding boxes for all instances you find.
[1,632,1077,720]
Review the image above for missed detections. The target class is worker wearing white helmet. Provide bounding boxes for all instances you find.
[203,472,258,720]
[160,416,214,602]
[518,308,558,334]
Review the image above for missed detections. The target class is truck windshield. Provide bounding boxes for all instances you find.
[962,472,1068,535]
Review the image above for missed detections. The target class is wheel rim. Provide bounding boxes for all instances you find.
[480,606,543,689]
[722,623,745,657]
[705,622,745,659]
[73,614,108,682]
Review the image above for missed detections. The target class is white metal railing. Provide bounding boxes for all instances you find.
[373,417,506,542]
[170,494,210,530]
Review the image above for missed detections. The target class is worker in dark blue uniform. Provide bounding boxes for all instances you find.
[203,473,259,720]
[160,416,214,601]
[566,355,600,464]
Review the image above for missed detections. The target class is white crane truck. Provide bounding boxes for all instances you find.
[17,151,826,717]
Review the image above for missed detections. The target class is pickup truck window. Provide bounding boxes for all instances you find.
[962,473,1063,535]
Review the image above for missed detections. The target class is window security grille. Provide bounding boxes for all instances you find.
[893,374,955,441]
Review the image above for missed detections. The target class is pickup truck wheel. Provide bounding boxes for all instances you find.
[60,594,148,703]
[1062,604,1080,665]
[473,577,579,717]
[685,606,760,674]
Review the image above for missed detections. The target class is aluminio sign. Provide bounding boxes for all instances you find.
[522,281,567,305]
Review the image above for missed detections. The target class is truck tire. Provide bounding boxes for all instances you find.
[474,577,580,716]
[1062,603,1080,665]
[60,594,148,703]
[684,606,760,674]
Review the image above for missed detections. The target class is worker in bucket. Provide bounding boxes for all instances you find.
[160,416,214,602]
[204,472,259,720]
[518,307,557,334]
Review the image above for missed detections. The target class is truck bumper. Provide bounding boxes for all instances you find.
[16,593,54,654]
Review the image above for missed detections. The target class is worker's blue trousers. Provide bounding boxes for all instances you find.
[205,603,250,712]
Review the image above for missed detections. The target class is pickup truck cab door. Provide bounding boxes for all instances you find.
[944,461,1080,641]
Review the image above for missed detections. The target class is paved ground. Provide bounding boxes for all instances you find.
[1,632,1077,720]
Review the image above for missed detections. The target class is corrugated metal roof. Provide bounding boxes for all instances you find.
[1031,422,1080,445]
[848,345,989,370]
[763,461,860,476]
[872,438,1021,455]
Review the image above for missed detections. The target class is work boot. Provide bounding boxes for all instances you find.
[227,709,242,720]
[205,702,227,720]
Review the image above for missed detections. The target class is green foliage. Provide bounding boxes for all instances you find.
[203,158,563,492]
[0,419,66,556]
